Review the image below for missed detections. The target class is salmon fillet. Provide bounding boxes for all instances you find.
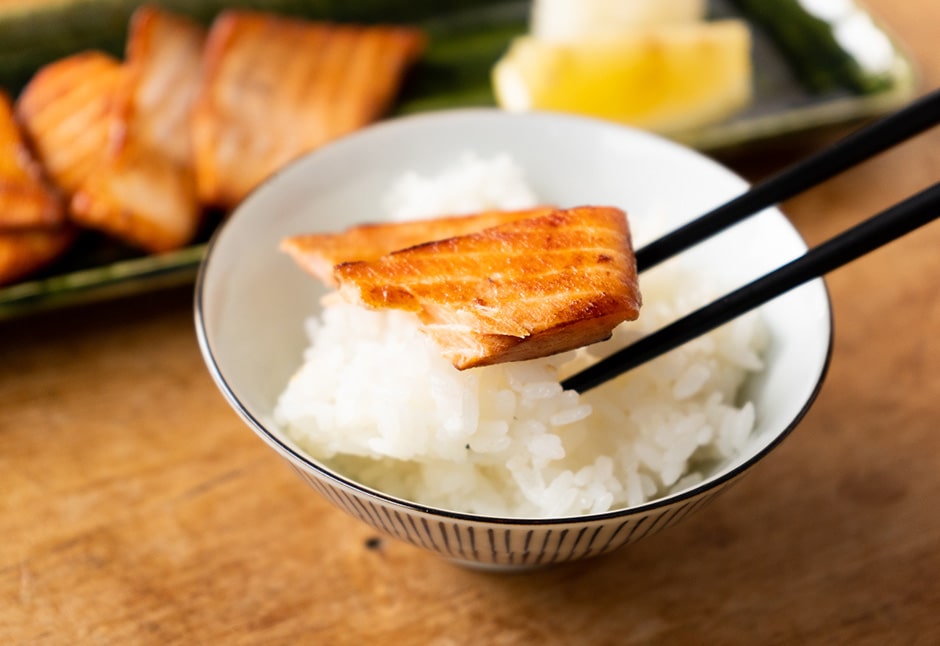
[113,5,206,170]
[69,7,204,253]
[192,11,426,208]
[0,90,64,230]
[281,207,555,286]
[0,87,73,282]
[70,138,201,253]
[0,226,76,286]
[334,206,642,369]
[16,51,123,196]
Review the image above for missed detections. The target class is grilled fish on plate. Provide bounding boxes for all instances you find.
[192,10,426,208]
[70,6,205,253]
[113,4,206,170]
[0,90,64,231]
[16,51,123,196]
[0,227,75,286]
[70,138,201,253]
[0,89,73,284]
[333,206,642,369]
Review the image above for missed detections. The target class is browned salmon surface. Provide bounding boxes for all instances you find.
[16,51,123,196]
[115,5,206,170]
[281,207,556,286]
[69,6,204,253]
[0,90,64,230]
[0,226,75,286]
[70,138,201,253]
[334,206,642,369]
[192,10,425,208]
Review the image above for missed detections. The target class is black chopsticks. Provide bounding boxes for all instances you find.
[636,87,940,272]
[562,180,940,393]
[562,88,940,394]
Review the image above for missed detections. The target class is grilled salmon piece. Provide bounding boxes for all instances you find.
[192,11,425,208]
[0,226,76,286]
[113,5,206,169]
[16,51,123,196]
[335,206,642,369]
[69,6,204,253]
[0,89,72,281]
[281,207,555,286]
[0,90,64,230]
[70,138,200,253]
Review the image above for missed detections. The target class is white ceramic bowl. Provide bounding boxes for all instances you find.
[194,109,832,570]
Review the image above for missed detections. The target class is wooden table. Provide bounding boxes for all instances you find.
[3,1,939,643]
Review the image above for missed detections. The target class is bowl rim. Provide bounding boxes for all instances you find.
[194,107,835,526]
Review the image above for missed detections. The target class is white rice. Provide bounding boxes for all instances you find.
[274,154,768,518]
[383,151,540,221]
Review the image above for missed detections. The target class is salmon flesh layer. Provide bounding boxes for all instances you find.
[286,206,642,369]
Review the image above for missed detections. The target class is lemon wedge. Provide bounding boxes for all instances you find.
[493,20,753,135]
[531,0,707,41]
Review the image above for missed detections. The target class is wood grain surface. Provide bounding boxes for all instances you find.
[2,1,939,643]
